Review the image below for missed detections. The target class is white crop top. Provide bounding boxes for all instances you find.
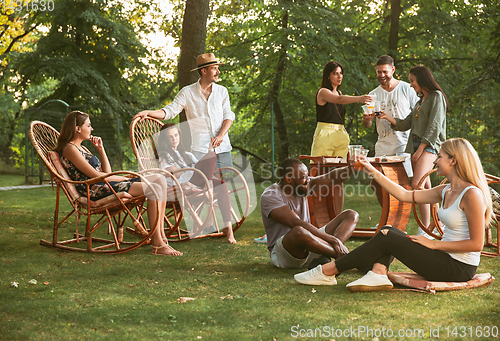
[438,184,481,266]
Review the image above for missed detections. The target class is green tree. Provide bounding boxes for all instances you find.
[448,1,500,174]
[4,0,499,175]
[0,1,41,166]
[202,0,500,174]
[208,0,377,162]
[13,0,151,166]
[16,0,147,114]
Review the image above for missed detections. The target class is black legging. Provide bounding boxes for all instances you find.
[335,226,477,282]
[188,151,232,223]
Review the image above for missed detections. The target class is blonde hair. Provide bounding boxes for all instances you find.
[440,138,493,225]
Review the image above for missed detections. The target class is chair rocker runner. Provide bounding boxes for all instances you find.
[130,116,251,241]
[413,169,500,257]
[29,120,164,254]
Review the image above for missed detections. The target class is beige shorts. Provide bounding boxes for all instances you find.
[310,122,349,157]
[270,226,327,269]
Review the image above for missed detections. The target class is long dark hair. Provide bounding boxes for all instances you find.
[410,65,449,107]
[53,111,89,154]
[321,61,344,91]
[158,123,190,164]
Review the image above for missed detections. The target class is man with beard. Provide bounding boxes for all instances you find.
[260,158,358,269]
[362,55,418,207]
[363,55,418,172]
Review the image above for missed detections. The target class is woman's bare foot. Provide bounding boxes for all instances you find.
[222,226,236,244]
[151,244,183,256]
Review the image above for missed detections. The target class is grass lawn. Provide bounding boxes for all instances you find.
[0,175,28,187]
[0,178,499,340]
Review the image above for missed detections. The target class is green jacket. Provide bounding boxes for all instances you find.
[392,90,447,154]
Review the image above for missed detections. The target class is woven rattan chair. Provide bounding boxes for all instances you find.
[413,169,500,257]
[130,116,250,241]
[29,120,164,254]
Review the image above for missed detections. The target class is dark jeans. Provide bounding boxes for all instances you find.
[189,151,231,223]
[335,226,477,282]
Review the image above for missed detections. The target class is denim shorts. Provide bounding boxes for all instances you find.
[412,135,437,155]
[192,151,233,172]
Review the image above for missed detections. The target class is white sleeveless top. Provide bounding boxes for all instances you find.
[439,184,481,266]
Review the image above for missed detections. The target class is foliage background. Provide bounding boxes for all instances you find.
[1,0,499,175]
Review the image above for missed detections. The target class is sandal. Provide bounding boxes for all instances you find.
[150,244,183,256]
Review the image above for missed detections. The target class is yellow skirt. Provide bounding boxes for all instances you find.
[310,122,349,157]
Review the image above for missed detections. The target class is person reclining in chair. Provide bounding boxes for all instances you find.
[260,158,358,269]
[157,123,236,244]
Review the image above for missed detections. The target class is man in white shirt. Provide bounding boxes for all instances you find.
[135,53,235,170]
[362,55,418,205]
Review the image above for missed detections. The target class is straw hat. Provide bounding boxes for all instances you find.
[191,53,224,72]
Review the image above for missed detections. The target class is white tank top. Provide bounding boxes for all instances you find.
[438,184,481,266]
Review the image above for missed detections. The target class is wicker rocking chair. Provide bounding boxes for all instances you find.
[129,116,250,241]
[29,120,164,254]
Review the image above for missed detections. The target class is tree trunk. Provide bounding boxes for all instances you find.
[269,10,289,161]
[389,0,402,61]
[177,0,209,150]
[178,0,210,122]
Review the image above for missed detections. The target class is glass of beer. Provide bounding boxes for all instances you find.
[362,105,372,116]
[367,94,377,112]
[354,148,369,170]
[349,145,362,158]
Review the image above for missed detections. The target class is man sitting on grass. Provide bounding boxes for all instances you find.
[260,158,358,269]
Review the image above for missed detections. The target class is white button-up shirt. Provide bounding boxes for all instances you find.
[161,80,235,154]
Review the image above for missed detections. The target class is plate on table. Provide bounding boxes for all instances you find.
[386,155,407,162]
[324,157,345,163]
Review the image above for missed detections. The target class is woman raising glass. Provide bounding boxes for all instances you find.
[294,138,492,292]
[311,61,371,158]
[311,61,371,215]
[377,65,447,236]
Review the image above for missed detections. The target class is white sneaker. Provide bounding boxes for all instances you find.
[346,271,393,292]
[294,265,337,286]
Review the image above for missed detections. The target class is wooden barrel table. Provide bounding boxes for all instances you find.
[300,156,412,237]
